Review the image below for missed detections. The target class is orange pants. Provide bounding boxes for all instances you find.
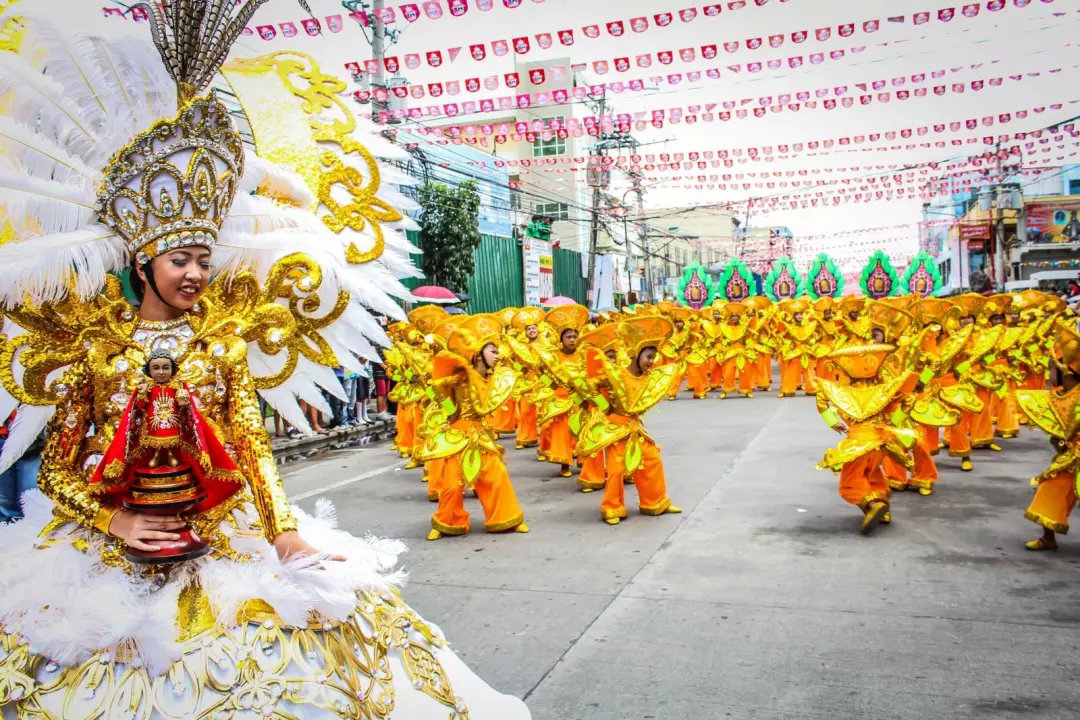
[1022,371,1045,391]
[540,413,575,466]
[425,457,447,502]
[993,385,1020,437]
[516,397,538,447]
[708,359,723,389]
[923,424,941,454]
[686,364,710,399]
[815,357,837,384]
[578,452,606,490]
[971,387,995,448]
[757,354,773,389]
[491,397,517,435]
[431,449,525,535]
[947,411,972,459]
[667,369,685,399]
[1026,469,1077,534]
[600,439,672,520]
[780,358,817,396]
[882,440,937,491]
[394,402,418,457]
[721,358,756,395]
[838,449,890,509]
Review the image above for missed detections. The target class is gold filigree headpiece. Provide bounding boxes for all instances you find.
[95,0,266,266]
[96,97,244,266]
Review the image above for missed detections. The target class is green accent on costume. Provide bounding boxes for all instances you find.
[805,253,845,299]
[900,250,943,297]
[677,263,715,309]
[716,257,756,301]
[859,250,899,299]
[763,255,804,302]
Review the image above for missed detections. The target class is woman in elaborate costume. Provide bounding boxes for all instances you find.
[0,5,529,718]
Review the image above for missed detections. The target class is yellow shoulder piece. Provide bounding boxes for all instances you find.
[1016,389,1066,440]
[818,375,908,422]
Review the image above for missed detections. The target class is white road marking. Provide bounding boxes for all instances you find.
[289,459,408,501]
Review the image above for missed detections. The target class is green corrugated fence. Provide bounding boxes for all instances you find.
[401,231,586,311]
[553,248,587,304]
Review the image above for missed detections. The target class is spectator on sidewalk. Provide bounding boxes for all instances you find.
[356,357,373,424]
[0,411,43,522]
[372,347,393,421]
[342,366,360,426]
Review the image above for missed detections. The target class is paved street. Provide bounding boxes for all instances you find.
[282,392,1080,720]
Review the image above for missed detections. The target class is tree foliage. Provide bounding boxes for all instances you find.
[417,180,482,292]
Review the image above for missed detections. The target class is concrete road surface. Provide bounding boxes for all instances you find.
[282,392,1080,720]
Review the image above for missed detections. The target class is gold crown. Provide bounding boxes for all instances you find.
[867,301,914,341]
[408,304,449,334]
[1055,319,1080,375]
[578,323,620,353]
[96,95,244,266]
[827,343,894,380]
[448,314,502,360]
[619,316,673,360]
[546,304,589,335]
[512,306,546,330]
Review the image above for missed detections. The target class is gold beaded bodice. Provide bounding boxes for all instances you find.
[2,255,349,543]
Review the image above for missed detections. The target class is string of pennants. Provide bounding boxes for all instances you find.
[101,1,1055,57]
[409,105,1078,165]
[350,50,1071,124]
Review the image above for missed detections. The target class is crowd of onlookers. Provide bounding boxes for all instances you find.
[264,351,395,439]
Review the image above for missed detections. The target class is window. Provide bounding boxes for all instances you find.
[532,117,566,157]
[534,202,569,221]
[1069,179,1080,195]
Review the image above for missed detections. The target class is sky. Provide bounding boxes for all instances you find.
[93,0,1080,264]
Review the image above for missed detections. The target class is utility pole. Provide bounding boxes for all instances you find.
[630,166,650,301]
[370,0,385,124]
[584,95,606,310]
[993,142,1005,290]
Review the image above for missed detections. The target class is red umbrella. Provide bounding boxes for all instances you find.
[541,295,577,307]
[411,285,460,304]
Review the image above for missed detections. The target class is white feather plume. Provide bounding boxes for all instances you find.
[0,404,52,476]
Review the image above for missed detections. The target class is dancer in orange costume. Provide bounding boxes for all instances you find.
[578,315,683,525]
[684,310,712,399]
[705,304,725,391]
[716,302,759,399]
[417,317,465,502]
[417,314,529,540]
[488,309,520,437]
[815,337,917,534]
[533,304,591,477]
[746,297,776,391]
[950,294,1008,462]
[657,305,692,399]
[775,299,821,397]
[1016,320,1080,551]
[509,306,546,449]
[813,297,842,383]
[575,323,622,493]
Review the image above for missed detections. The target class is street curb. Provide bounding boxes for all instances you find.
[270,419,396,465]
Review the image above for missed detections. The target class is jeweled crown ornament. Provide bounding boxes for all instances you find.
[95,0,266,266]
